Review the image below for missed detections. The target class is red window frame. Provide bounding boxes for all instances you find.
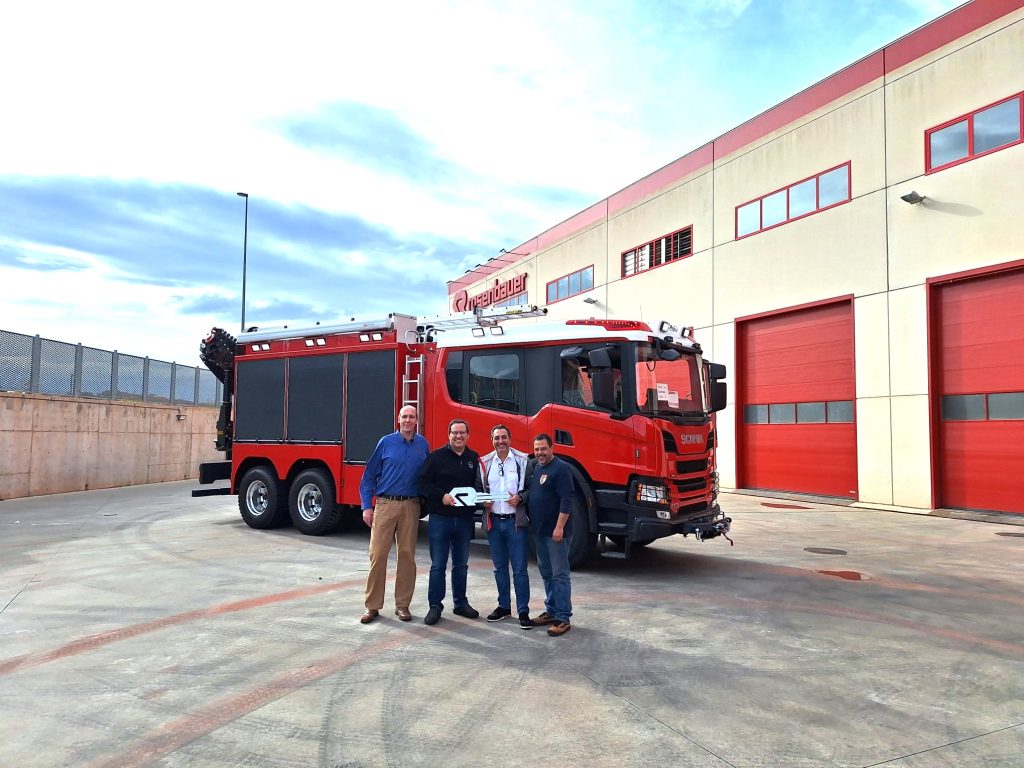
[925,91,1024,174]
[734,161,852,240]
[620,225,693,279]
[545,265,594,305]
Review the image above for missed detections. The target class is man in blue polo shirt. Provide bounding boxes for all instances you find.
[522,433,575,637]
[359,405,430,624]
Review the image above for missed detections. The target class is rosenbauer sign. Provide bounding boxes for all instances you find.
[452,273,527,312]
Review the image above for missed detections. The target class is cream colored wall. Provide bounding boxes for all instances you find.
[712,89,887,248]
[450,8,1022,512]
[531,223,608,319]
[0,393,220,500]
[711,322,737,488]
[885,15,1024,185]
[855,293,894,505]
[606,251,715,330]
[713,191,888,323]
[887,158,1024,289]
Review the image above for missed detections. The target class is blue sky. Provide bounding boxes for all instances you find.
[0,0,961,365]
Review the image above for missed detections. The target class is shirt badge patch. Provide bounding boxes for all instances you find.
[467,459,475,469]
[539,474,547,485]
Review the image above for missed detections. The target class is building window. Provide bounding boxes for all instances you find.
[943,392,1024,421]
[735,162,851,239]
[494,292,528,308]
[546,266,594,304]
[744,400,854,424]
[926,92,1023,173]
[621,226,693,278]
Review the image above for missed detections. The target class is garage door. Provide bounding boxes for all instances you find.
[934,268,1024,514]
[738,300,857,498]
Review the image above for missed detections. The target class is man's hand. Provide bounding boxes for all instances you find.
[508,493,521,507]
[442,493,454,506]
[362,508,374,527]
[552,525,565,543]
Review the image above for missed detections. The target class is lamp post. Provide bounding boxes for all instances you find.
[237,192,249,333]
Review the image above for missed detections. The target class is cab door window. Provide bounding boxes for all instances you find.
[468,353,521,413]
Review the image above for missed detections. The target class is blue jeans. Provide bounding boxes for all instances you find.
[427,514,474,610]
[534,534,572,623]
[487,517,530,615]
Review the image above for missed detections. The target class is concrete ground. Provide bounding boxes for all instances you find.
[1,483,1021,768]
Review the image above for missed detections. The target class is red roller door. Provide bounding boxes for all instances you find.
[738,300,857,498]
[934,268,1024,514]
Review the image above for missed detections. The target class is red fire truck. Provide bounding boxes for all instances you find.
[194,306,731,566]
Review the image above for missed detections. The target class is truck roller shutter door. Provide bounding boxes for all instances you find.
[935,268,1024,514]
[345,350,397,462]
[737,299,857,499]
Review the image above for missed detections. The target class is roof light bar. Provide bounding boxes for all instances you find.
[566,319,652,332]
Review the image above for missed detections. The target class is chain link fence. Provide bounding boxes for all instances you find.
[0,329,222,405]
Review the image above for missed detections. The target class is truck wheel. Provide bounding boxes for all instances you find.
[237,467,289,529]
[567,487,597,569]
[289,468,343,535]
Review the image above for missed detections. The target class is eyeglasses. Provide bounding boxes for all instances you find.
[450,431,467,436]
[498,462,505,477]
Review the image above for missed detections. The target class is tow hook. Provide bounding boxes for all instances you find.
[696,517,733,546]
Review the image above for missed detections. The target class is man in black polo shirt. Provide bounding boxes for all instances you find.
[418,419,483,625]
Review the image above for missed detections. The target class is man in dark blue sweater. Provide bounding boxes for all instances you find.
[522,433,574,636]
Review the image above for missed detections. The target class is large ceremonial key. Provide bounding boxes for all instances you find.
[449,487,511,507]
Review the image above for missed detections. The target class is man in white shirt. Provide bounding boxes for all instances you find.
[479,424,533,629]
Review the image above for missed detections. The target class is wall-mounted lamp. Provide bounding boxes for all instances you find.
[175,413,187,421]
[900,191,926,205]
[583,297,600,305]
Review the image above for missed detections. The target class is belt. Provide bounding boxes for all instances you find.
[379,494,415,501]
[491,512,516,519]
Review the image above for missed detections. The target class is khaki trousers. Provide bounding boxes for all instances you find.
[363,498,420,611]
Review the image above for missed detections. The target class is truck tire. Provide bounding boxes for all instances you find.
[237,467,289,529]
[289,468,343,535]
[567,484,597,569]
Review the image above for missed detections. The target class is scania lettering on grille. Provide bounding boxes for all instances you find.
[679,435,704,445]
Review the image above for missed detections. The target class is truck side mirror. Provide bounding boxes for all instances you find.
[588,347,612,368]
[708,362,727,380]
[710,381,727,413]
[591,370,617,411]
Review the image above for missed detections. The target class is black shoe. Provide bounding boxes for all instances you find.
[486,607,512,622]
[519,613,533,630]
[424,606,442,625]
[453,604,479,619]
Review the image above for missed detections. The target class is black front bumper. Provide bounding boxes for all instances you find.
[634,504,731,542]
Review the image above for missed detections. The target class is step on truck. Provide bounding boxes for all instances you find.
[194,306,731,567]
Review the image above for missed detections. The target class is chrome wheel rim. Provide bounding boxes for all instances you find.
[296,482,322,522]
[245,480,269,516]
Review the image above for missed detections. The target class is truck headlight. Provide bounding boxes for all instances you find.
[636,482,669,505]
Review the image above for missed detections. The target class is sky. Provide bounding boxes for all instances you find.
[0,0,963,367]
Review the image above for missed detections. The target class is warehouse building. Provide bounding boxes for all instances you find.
[446,1,1024,515]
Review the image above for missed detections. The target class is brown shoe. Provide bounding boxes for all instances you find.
[531,611,555,626]
[547,621,571,637]
[395,607,412,621]
[360,609,379,624]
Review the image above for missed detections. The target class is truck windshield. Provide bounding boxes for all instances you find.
[634,342,704,417]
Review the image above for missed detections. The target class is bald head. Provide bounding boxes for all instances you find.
[398,406,418,438]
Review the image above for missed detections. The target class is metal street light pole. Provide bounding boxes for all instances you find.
[237,192,249,333]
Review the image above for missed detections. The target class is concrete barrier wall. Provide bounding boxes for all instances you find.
[0,392,221,500]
